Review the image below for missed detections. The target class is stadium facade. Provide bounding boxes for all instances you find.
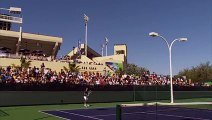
[0,10,127,76]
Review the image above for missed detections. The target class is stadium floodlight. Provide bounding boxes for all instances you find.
[0,7,22,23]
[9,7,22,14]
[0,7,23,55]
[149,32,187,104]
[0,7,21,14]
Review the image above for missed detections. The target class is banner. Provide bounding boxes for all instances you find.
[105,62,123,71]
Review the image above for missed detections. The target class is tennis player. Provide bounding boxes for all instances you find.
[83,87,91,107]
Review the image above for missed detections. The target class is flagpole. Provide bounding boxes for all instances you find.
[85,22,87,57]
[101,45,104,56]
[105,37,109,56]
[106,44,107,56]
[77,40,81,58]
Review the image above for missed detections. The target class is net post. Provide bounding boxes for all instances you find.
[116,104,122,120]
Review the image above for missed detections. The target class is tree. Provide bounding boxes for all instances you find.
[124,63,148,76]
[20,57,31,70]
[115,68,124,77]
[63,62,80,73]
[177,62,212,83]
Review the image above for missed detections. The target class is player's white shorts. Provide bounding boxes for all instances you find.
[84,96,88,101]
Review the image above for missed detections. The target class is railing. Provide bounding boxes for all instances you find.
[0,14,22,23]
[0,54,49,61]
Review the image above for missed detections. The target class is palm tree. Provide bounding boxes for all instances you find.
[20,57,31,71]
[115,68,124,77]
[63,62,80,73]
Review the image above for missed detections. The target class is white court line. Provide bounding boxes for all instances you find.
[157,102,212,105]
[39,103,212,120]
[93,113,116,117]
[151,112,210,120]
[121,102,212,107]
[39,106,114,120]
[171,106,212,113]
[41,106,114,112]
[38,110,71,120]
[92,108,179,117]
[59,110,104,120]
[93,109,210,120]
[123,111,210,120]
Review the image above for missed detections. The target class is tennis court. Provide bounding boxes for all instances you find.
[41,102,212,120]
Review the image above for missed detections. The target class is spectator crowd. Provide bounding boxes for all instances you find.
[0,65,205,87]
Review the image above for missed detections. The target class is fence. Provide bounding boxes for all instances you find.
[0,84,211,106]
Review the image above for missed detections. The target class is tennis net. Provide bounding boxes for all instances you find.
[116,102,212,120]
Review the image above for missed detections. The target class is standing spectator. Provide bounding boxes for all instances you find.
[7,66,11,73]
[41,63,45,74]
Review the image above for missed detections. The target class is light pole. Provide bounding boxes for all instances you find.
[105,37,109,56]
[101,43,105,56]
[84,14,89,57]
[149,32,187,103]
[0,7,22,55]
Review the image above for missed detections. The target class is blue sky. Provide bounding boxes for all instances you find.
[1,0,211,75]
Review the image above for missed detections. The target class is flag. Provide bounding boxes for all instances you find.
[77,40,81,54]
[101,43,105,48]
[105,37,109,45]
[84,14,89,24]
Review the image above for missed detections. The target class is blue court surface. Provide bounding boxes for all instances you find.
[41,105,212,120]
